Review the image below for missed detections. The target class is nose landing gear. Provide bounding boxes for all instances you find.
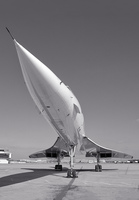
[67,168,78,178]
[67,145,78,178]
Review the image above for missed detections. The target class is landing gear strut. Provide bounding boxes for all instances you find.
[55,153,62,171]
[67,145,78,178]
[95,152,102,172]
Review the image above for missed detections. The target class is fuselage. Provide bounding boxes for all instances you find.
[14,40,85,148]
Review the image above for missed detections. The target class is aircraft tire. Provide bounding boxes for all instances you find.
[99,165,102,172]
[55,165,62,171]
[67,169,72,178]
[95,165,102,172]
[72,169,78,178]
[67,169,78,178]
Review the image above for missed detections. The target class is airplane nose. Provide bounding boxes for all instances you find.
[14,40,45,78]
[14,40,61,91]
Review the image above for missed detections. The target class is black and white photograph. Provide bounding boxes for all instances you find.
[0,1,139,199]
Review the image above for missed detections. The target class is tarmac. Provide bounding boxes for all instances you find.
[0,162,139,200]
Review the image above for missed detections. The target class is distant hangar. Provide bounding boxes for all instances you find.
[0,149,11,164]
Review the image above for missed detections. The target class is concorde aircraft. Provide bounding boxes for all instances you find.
[6,28,133,178]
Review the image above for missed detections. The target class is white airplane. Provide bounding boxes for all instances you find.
[6,28,133,178]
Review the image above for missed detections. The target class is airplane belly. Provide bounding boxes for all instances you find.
[27,70,84,147]
[44,96,78,145]
[14,40,84,146]
[29,76,77,145]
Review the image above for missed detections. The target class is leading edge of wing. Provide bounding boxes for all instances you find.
[82,136,133,159]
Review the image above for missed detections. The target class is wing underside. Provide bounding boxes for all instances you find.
[29,136,133,160]
[82,137,133,159]
[29,137,69,159]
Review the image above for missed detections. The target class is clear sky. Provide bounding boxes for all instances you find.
[0,0,139,159]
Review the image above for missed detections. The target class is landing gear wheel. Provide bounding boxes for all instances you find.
[95,164,102,172]
[67,169,72,178]
[55,165,62,171]
[67,169,78,178]
[99,165,102,172]
[72,169,78,178]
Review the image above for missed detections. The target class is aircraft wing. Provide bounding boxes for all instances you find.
[82,137,133,159]
[29,137,69,159]
[29,136,133,160]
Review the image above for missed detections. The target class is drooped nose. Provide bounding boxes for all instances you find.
[14,40,61,92]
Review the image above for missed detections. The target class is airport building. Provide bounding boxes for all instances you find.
[0,149,11,164]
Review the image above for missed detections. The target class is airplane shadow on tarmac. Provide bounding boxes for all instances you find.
[0,167,68,187]
[0,167,118,187]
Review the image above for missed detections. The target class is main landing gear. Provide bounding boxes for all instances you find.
[95,152,102,172]
[55,164,62,171]
[67,145,78,178]
[95,164,102,172]
[55,153,63,171]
